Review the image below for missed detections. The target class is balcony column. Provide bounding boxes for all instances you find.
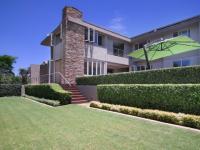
[100,62,102,75]
[91,61,93,75]
[104,62,107,75]
[96,62,98,75]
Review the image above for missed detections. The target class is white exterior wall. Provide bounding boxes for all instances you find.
[53,41,63,60]
[85,44,129,65]
[107,55,129,65]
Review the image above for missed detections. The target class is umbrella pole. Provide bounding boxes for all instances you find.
[143,46,151,70]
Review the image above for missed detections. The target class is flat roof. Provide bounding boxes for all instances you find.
[41,14,200,46]
[131,15,200,41]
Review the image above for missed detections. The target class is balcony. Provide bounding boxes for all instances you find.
[85,44,107,61]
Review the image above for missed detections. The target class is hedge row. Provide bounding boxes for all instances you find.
[76,66,200,85]
[25,84,71,105]
[24,95,60,107]
[0,84,21,97]
[97,84,200,115]
[90,102,200,129]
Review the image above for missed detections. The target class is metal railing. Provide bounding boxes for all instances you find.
[30,72,71,86]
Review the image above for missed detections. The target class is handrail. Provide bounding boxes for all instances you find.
[39,72,71,86]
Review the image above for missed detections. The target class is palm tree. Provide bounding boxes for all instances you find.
[19,68,29,84]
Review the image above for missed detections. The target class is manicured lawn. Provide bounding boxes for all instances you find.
[0,97,200,150]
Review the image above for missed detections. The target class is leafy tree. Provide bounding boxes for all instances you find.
[0,55,16,75]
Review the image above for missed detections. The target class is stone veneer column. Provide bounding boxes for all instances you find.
[62,7,85,84]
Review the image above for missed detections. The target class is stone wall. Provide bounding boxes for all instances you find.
[62,7,85,84]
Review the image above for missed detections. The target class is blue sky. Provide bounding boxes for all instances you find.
[0,0,200,74]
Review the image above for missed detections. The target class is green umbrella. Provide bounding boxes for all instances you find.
[129,36,200,68]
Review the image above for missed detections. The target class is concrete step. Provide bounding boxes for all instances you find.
[72,97,87,101]
[71,100,88,104]
[72,95,85,98]
[61,84,88,104]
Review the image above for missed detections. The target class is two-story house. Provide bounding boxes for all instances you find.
[41,7,131,84]
[31,6,200,85]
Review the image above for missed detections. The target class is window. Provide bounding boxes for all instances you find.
[135,44,139,50]
[133,65,152,71]
[95,32,103,46]
[84,62,87,74]
[113,42,124,57]
[182,60,190,66]
[173,32,178,37]
[84,61,105,75]
[54,33,62,45]
[179,29,190,37]
[135,41,147,50]
[173,29,190,37]
[90,29,94,42]
[173,59,191,67]
[89,62,92,75]
[85,28,95,42]
[93,62,96,75]
[173,60,181,67]
[85,28,89,41]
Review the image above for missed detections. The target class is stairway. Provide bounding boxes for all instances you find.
[62,85,88,104]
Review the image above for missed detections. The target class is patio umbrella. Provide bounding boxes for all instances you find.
[128,36,200,69]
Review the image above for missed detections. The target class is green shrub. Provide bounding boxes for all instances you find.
[25,84,71,105]
[0,84,21,96]
[97,84,200,115]
[90,102,200,129]
[76,66,200,85]
[182,115,200,129]
[24,95,60,107]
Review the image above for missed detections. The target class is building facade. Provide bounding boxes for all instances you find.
[38,6,200,84]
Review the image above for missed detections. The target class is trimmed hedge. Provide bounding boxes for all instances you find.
[24,95,60,107]
[76,66,200,85]
[25,84,71,105]
[97,84,200,115]
[90,102,200,129]
[0,84,21,96]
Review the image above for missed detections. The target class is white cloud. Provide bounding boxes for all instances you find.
[108,16,127,35]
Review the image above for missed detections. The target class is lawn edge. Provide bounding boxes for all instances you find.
[23,97,54,108]
[89,106,200,133]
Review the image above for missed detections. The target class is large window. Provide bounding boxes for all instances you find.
[133,65,152,71]
[84,61,105,75]
[113,42,124,57]
[173,29,190,37]
[173,59,191,67]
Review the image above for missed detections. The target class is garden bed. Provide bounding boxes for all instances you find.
[90,101,200,129]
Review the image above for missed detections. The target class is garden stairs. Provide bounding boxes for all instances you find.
[62,85,88,104]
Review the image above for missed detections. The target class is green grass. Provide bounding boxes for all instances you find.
[0,97,200,150]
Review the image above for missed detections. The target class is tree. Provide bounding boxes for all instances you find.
[19,68,29,84]
[0,55,16,75]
